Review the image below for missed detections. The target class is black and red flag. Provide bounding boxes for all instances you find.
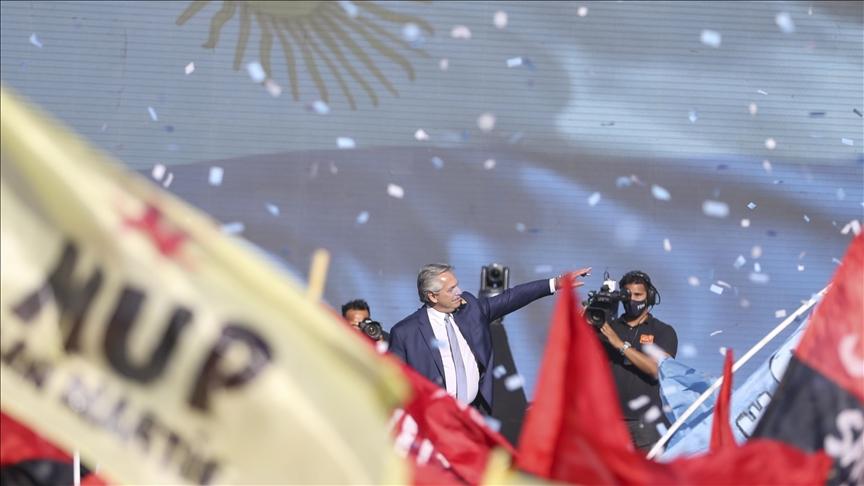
[753,233,864,485]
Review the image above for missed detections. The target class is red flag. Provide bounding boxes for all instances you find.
[517,274,832,485]
[709,349,735,452]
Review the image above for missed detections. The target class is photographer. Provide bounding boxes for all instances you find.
[593,271,678,452]
[341,299,389,344]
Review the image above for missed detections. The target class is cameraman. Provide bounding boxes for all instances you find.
[341,299,390,343]
[597,271,677,452]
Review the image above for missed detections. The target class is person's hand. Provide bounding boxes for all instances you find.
[554,267,592,290]
[599,322,624,349]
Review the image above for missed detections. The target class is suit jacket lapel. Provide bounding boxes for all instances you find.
[416,307,445,379]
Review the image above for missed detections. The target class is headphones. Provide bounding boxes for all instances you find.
[619,270,659,306]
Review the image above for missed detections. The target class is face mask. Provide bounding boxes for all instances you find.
[622,299,647,318]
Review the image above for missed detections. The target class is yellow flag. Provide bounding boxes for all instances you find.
[0,86,409,484]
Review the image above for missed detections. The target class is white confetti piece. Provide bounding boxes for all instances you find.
[506,57,523,68]
[751,245,762,258]
[734,255,747,269]
[688,110,699,123]
[483,159,496,170]
[431,157,444,169]
[246,61,266,83]
[841,219,861,236]
[748,102,758,115]
[439,58,449,70]
[451,25,472,39]
[688,276,700,286]
[680,343,698,358]
[616,176,633,188]
[356,211,369,224]
[716,280,732,288]
[757,89,769,95]
[477,113,496,132]
[747,202,757,210]
[387,183,405,199]
[208,166,223,186]
[312,100,330,114]
[147,106,159,122]
[836,188,846,200]
[841,138,854,146]
[266,203,280,216]
[775,12,795,33]
[754,262,762,272]
[651,185,671,201]
[515,222,526,233]
[184,62,195,75]
[775,309,787,318]
[663,238,672,252]
[740,298,751,308]
[577,6,588,17]
[493,11,508,29]
[719,346,728,356]
[710,284,724,295]
[329,162,338,175]
[700,30,722,48]
[162,172,173,188]
[762,160,772,173]
[534,264,553,274]
[741,219,751,227]
[765,138,777,150]
[504,374,524,391]
[401,23,421,42]
[749,272,770,284]
[803,214,810,223]
[264,79,282,97]
[797,264,805,272]
[832,257,842,265]
[484,415,502,432]
[588,192,601,206]
[656,422,668,437]
[29,33,43,48]
[628,395,651,410]
[702,200,729,218]
[493,365,507,379]
[221,222,245,235]
[414,129,429,141]
[337,137,356,149]
[710,330,723,336]
[151,163,166,181]
[337,0,358,18]
[644,406,662,423]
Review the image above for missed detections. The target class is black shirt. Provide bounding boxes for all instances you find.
[602,315,678,420]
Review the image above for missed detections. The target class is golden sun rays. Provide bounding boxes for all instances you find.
[176,1,433,110]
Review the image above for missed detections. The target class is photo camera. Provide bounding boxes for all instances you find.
[357,318,384,341]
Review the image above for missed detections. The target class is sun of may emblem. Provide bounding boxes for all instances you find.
[176,1,433,109]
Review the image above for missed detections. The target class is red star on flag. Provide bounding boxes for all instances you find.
[123,204,187,259]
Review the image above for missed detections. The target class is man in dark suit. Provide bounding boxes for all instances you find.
[389,263,589,413]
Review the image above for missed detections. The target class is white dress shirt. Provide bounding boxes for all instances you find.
[426,307,481,404]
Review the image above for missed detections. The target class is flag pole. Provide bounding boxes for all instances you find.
[645,285,829,460]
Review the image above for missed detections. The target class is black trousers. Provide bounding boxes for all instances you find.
[624,418,663,453]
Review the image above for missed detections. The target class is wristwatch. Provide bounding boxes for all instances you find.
[619,341,632,355]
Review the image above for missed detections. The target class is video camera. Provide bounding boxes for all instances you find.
[583,277,631,327]
[357,318,384,341]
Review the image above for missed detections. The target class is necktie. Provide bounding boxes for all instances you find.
[445,314,469,404]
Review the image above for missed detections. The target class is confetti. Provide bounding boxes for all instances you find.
[628,395,651,410]
[803,214,810,223]
[747,202,757,209]
[841,219,861,236]
[151,163,166,181]
[493,11,508,29]
[483,159,496,170]
[656,422,668,436]
[504,374,524,391]
[387,183,405,199]
[688,110,699,123]
[477,113,496,132]
[162,172,173,188]
[762,160,772,173]
[754,262,762,272]
[740,298,751,308]
[741,219,751,227]
[337,137,356,149]
[751,245,762,258]
[757,89,769,95]
[719,346,728,356]
[534,264,553,274]
[329,162,338,175]
[710,330,724,336]
[246,62,266,83]
[644,406,662,423]
[680,343,698,358]
[29,33,43,48]
[651,185,671,201]
[616,176,633,188]
[515,222,526,232]
[716,280,732,288]
[431,157,444,169]
[451,25,472,39]
[221,222,245,235]
[484,415,502,432]
[184,62,195,75]
[493,365,507,379]
[356,211,370,224]
[147,106,159,122]
[337,0,358,18]
[797,264,805,272]
[710,284,724,295]
[748,103,758,115]
[264,79,282,97]
[687,276,700,286]
[577,6,588,17]
[266,203,280,216]
[841,138,854,146]
[414,129,429,141]
[775,12,795,33]
[312,100,330,114]
[809,111,826,118]
[700,30,722,48]
[734,255,747,269]
[775,309,787,318]
[439,58,449,70]
[854,108,863,118]
[506,57,524,68]
[663,238,672,252]
[702,200,729,218]
[836,188,846,200]
[588,192,601,206]
[401,23,422,42]
[208,166,224,186]
[749,272,770,284]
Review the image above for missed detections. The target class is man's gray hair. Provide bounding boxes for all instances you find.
[417,263,454,305]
